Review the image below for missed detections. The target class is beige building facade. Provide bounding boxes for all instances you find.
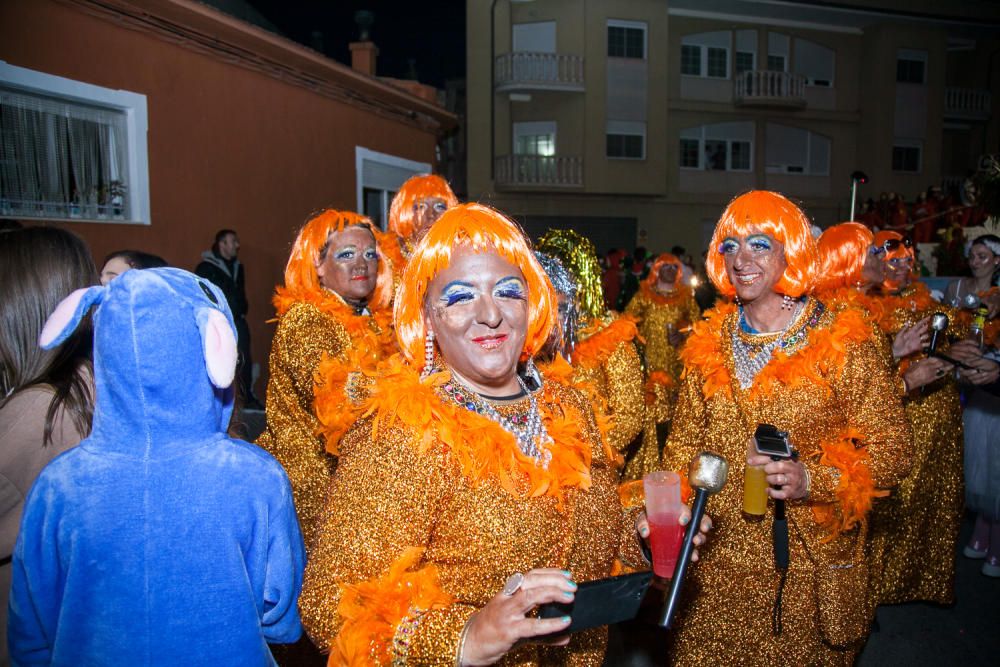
[467,0,1000,255]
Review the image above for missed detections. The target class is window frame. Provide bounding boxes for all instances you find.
[891,141,922,173]
[680,32,731,80]
[679,125,754,172]
[606,120,646,160]
[764,124,831,176]
[896,49,927,85]
[0,61,150,225]
[354,146,430,230]
[607,19,648,60]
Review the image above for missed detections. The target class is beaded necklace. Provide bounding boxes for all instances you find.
[439,373,554,468]
[731,299,824,390]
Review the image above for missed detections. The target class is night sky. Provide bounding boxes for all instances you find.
[244,1,466,88]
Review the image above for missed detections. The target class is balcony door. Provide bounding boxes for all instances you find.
[513,121,556,184]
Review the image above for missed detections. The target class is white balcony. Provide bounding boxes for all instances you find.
[734,70,807,108]
[945,88,991,121]
[494,52,585,93]
[494,155,583,188]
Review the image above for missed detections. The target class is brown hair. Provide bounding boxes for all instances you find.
[0,227,98,444]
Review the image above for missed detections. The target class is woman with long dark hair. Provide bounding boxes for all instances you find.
[0,226,98,663]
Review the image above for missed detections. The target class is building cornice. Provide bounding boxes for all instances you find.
[63,0,457,134]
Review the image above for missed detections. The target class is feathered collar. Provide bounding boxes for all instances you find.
[357,356,595,505]
[874,282,936,333]
[573,315,641,369]
[681,298,872,401]
[637,281,693,306]
[272,285,392,339]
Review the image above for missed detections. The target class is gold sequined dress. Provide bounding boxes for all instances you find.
[256,291,392,552]
[566,315,647,477]
[663,298,911,665]
[869,282,965,605]
[624,284,700,384]
[299,359,646,665]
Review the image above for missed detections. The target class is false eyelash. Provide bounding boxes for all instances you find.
[718,239,739,254]
[748,237,772,251]
[440,287,475,307]
[364,250,378,260]
[495,287,527,300]
[334,250,355,260]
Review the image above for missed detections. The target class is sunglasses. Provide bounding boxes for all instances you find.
[882,238,913,252]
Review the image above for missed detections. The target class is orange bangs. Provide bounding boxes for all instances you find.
[816,222,874,292]
[282,209,392,310]
[388,174,459,240]
[706,190,818,298]
[644,253,684,289]
[393,202,556,364]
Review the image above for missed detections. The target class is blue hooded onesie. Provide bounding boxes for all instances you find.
[8,268,305,666]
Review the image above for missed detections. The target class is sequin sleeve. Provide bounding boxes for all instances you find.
[661,370,709,474]
[624,292,646,322]
[275,302,349,399]
[805,335,912,504]
[685,291,702,328]
[299,416,463,660]
[601,343,646,454]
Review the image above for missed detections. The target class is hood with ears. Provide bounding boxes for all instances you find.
[40,267,238,460]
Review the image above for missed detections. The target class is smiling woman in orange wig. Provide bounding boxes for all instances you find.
[664,190,910,666]
[382,173,459,278]
[256,209,395,555]
[299,203,710,666]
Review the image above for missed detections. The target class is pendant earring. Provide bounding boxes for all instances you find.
[735,295,742,306]
[781,294,793,311]
[422,329,436,378]
[524,357,542,390]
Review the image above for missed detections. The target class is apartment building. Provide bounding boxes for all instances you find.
[467,0,1000,255]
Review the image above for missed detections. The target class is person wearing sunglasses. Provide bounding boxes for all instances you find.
[864,228,974,606]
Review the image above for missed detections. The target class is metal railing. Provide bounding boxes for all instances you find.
[944,87,991,119]
[734,70,807,105]
[494,52,585,91]
[494,155,583,188]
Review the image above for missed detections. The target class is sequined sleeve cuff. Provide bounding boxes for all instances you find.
[400,603,476,666]
[807,430,890,538]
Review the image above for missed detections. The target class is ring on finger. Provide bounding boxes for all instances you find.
[502,572,524,596]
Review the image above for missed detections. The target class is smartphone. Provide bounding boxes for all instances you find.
[753,423,794,459]
[537,571,653,635]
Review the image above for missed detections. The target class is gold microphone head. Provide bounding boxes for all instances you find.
[688,451,729,494]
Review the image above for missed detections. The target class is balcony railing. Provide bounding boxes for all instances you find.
[945,87,991,120]
[734,70,807,108]
[494,52,585,93]
[494,155,583,188]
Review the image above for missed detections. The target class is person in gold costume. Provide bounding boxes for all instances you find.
[381,173,459,278]
[256,209,394,553]
[663,191,911,665]
[625,253,701,383]
[299,203,711,665]
[865,229,968,605]
[533,230,647,478]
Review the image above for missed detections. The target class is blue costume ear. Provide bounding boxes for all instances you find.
[39,286,106,350]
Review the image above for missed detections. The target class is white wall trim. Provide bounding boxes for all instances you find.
[354,146,431,218]
[668,8,863,35]
[0,60,151,225]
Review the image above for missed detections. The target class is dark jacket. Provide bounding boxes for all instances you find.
[195,250,248,318]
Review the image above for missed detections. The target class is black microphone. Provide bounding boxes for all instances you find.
[927,312,949,354]
[659,451,728,628]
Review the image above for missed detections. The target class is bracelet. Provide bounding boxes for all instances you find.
[454,617,472,667]
[392,607,425,667]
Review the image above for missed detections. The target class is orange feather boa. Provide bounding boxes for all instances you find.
[637,282,694,307]
[359,355,595,505]
[574,316,641,369]
[810,428,889,541]
[681,301,873,401]
[330,547,454,666]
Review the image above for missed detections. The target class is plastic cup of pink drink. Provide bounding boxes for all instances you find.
[643,471,685,579]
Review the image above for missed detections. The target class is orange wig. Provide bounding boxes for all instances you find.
[394,203,556,364]
[873,230,914,263]
[706,191,818,298]
[644,253,684,289]
[388,174,459,240]
[282,209,392,310]
[816,222,875,292]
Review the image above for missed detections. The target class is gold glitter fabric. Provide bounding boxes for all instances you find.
[867,289,965,606]
[663,298,911,665]
[299,366,644,665]
[571,316,645,460]
[624,287,700,383]
[536,229,605,321]
[254,302,359,551]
